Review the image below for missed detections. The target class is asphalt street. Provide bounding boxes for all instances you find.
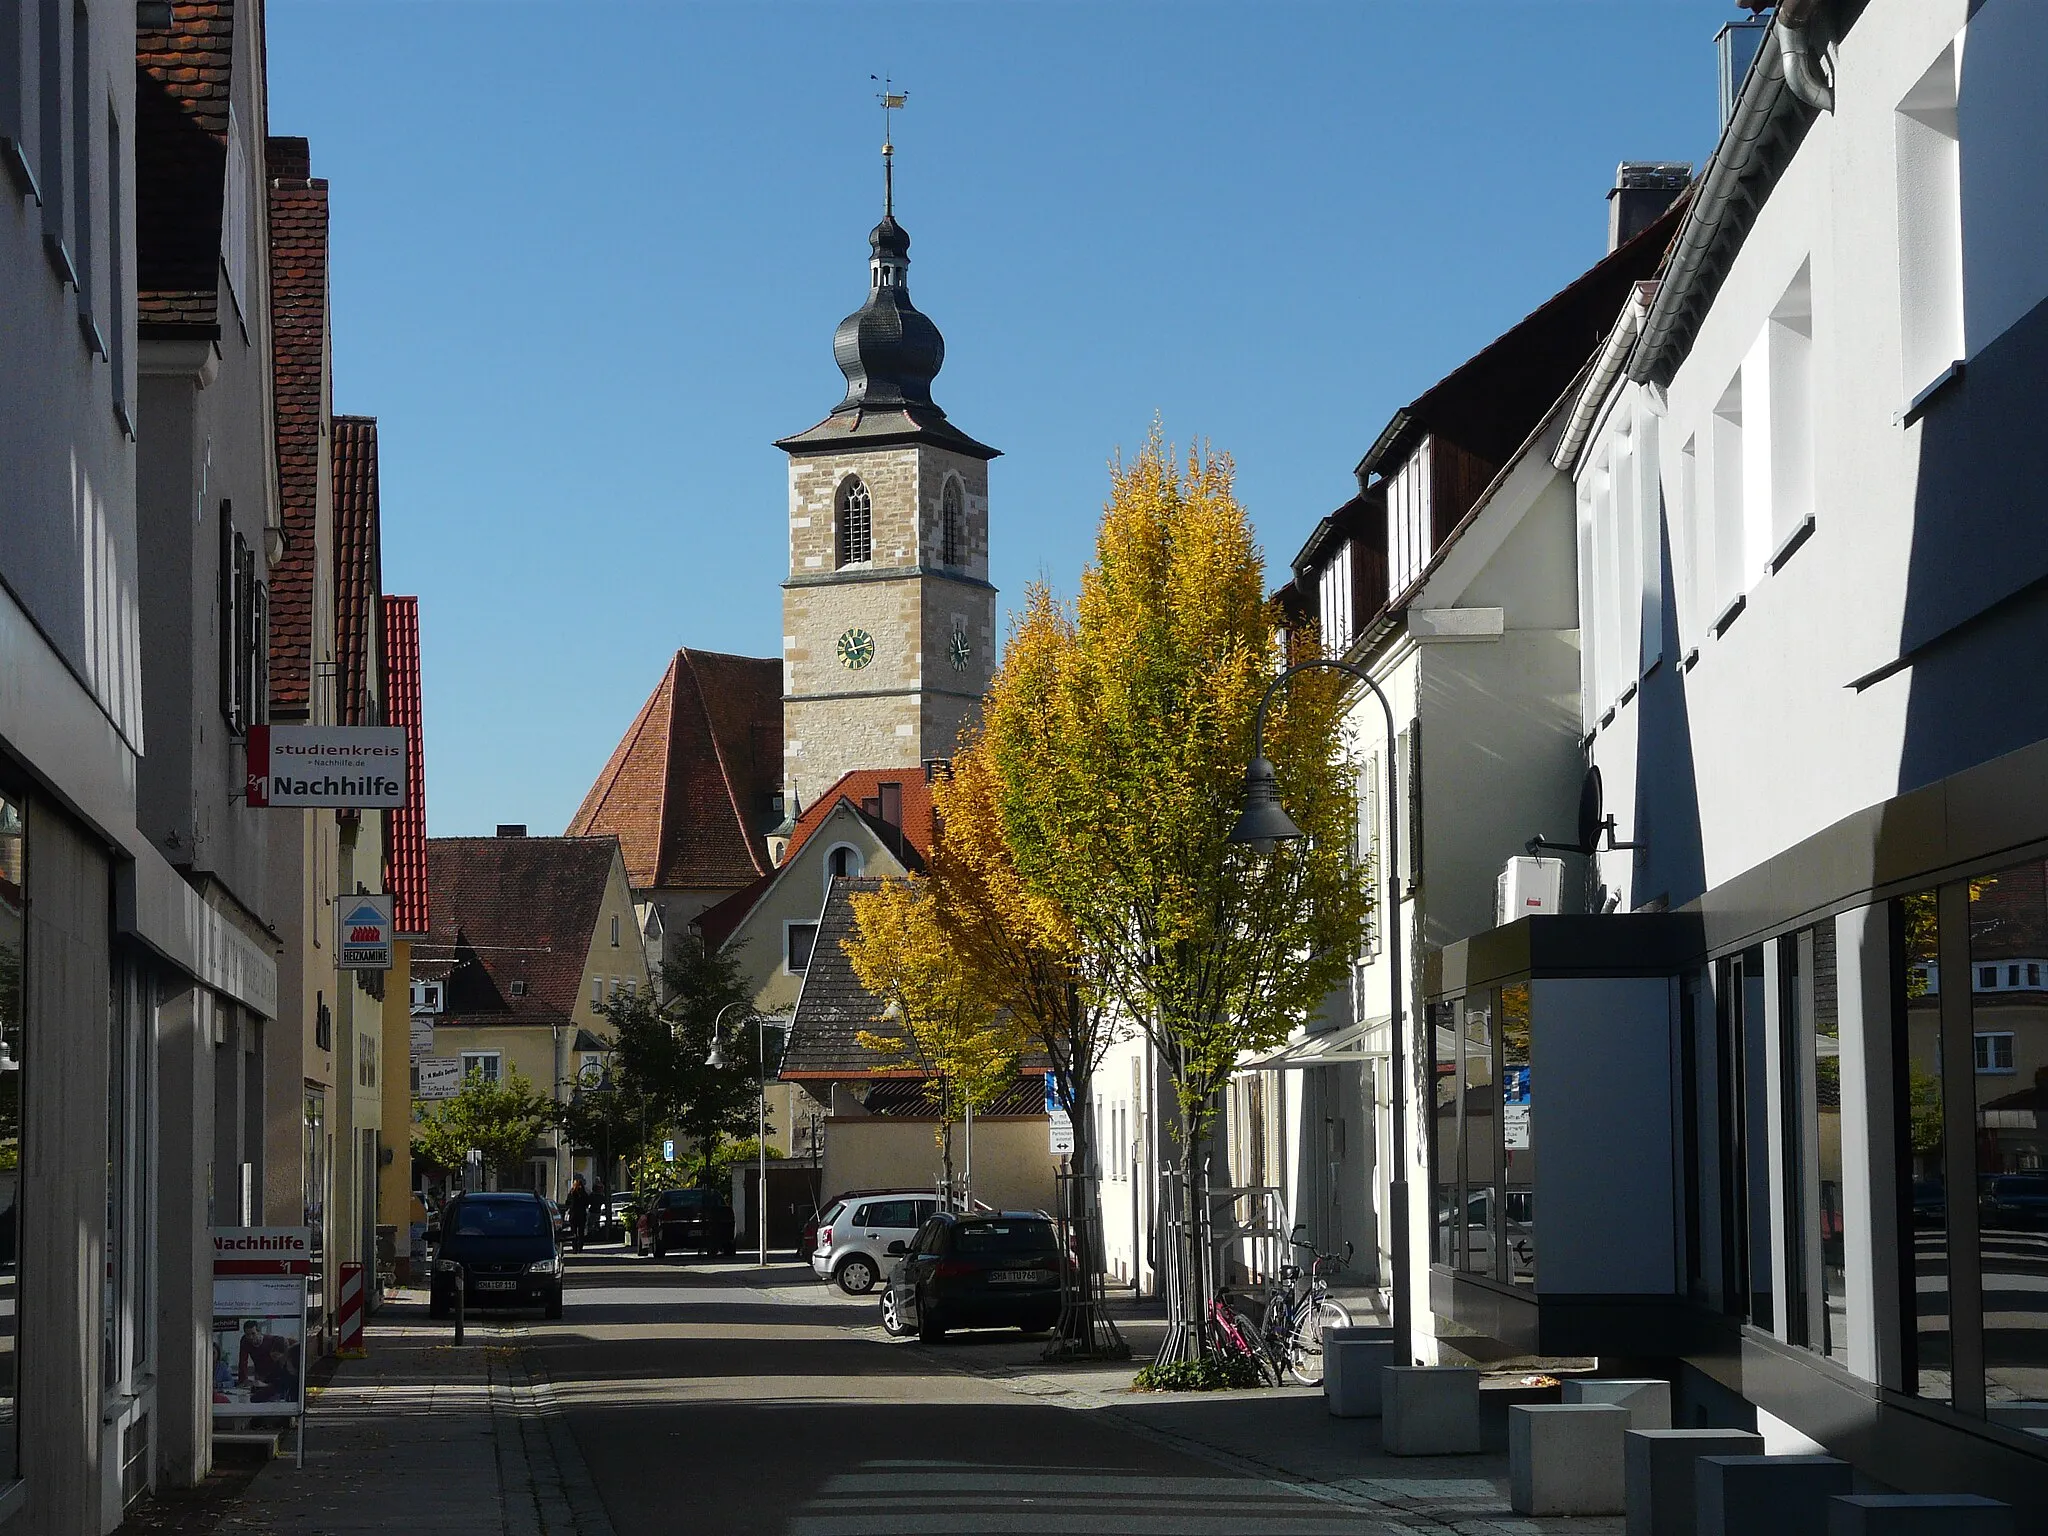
[520,1245,1376,1536]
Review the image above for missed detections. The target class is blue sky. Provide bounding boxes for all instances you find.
[268,0,1736,837]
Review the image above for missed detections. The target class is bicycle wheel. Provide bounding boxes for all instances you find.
[1217,1304,1278,1387]
[1285,1297,1354,1387]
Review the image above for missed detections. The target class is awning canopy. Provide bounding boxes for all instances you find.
[1239,1015,1390,1071]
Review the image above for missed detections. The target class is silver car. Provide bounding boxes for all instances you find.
[811,1192,940,1294]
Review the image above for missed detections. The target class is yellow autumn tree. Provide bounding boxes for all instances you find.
[843,876,1021,1194]
[982,430,1369,1355]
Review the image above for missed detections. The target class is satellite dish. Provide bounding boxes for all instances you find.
[1576,766,1605,855]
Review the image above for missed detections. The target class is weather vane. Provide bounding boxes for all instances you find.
[871,74,907,215]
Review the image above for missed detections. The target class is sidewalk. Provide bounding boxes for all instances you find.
[214,1293,613,1536]
[893,1294,1625,1536]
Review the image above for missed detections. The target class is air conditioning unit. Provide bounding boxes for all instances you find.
[1496,856,1564,927]
[410,979,444,1015]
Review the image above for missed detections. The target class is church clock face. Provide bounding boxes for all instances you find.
[836,627,876,671]
[948,631,973,672]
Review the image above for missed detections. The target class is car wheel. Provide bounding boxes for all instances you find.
[544,1291,564,1321]
[652,1237,666,1260]
[836,1256,876,1295]
[880,1287,911,1337]
[916,1301,946,1342]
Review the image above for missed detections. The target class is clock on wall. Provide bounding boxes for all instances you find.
[948,631,973,672]
[836,628,876,671]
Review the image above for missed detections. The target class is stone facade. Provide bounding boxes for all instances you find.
[782,441,996,803]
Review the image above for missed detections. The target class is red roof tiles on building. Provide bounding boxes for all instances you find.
[267,135,328,714]
[566,650,782,892]
[332,417,382,726]
[422,836,619,1027]
[784,767,938,870]
[136,2,236,331]
[383,597,429,936]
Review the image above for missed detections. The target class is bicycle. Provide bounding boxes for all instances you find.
[1204,1291,1279,1387]
[1253,1236,1355,1386]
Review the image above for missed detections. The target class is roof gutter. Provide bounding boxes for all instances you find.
[1628,16,1804,386]
[1553,282,1657,474]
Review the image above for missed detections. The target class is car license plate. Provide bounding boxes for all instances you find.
[476,1279,517,1291]
[988,1270,1048,1285]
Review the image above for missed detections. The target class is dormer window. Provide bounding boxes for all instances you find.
[838,477,873,566]
[510,980,528,998]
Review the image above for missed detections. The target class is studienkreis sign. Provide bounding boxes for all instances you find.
[246,724,407,809]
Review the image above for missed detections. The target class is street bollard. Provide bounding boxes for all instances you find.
[453,1261,466,1345]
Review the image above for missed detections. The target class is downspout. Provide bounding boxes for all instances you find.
[1777,0,1834,113]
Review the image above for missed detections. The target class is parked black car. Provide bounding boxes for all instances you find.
[635,1187,738,1259]
[430,1192,564,1320]
[1980,1172,2048,1231]
[880,1211,1065,1342]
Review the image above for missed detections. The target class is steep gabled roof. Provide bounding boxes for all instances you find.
[1356,189,1693,484]
[566,649,782,892]
[694,797,917,952]
[383,596,429,936]
[136,0,235,333]
[332,416,381,725]
[266,135,328,715]
[784,767,938,871]
[421,836,620,1026]
[780,877,912,1078]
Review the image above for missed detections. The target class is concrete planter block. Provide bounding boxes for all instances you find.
[1828,1495,2014,1535]
[1324,1335,1400,1418]
[1563,1377,1672,1429]
[1696,1454,1853,1536]
[1623,1428,1765,1536]
[1381,1366,1482,1455]
[1510,1403,1630,1516]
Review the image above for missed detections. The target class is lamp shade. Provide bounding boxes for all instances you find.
[705,1037,727,1069]
[1226,756,1305,852]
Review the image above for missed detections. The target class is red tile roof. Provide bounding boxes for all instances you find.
[784,768,938,870]
[694,869,774,951]
[332,417,382,726]
[566,650,782,892]
[266,136,328,714]
[421,836,620,1027]
[383,597,429,936]
[136,2,235,331]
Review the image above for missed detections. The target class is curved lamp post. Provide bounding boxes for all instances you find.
[1227,658,1411,1361]
[706,1002,787,1267]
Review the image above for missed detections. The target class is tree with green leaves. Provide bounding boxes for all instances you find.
[413,1067,557,1186]
[595,930,777,1161]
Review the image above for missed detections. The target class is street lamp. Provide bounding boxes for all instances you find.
[1227,658,1412,1362]
[706,1003,787,1267]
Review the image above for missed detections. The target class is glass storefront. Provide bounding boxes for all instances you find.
[1898,862,2048,1423]
[0,789,23,1483]
[1432,987,1534,1288]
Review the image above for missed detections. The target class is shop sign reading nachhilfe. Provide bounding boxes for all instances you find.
[337,895,394,971]
[245,724,406,809]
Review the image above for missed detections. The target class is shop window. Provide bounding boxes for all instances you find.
[1896,887,1948,1400]
[1781,924,1851,1361]
[1718,947,1773,1330]
[0,787,26,1483]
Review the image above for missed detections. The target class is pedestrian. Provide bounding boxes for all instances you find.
[565,1174,590,1253]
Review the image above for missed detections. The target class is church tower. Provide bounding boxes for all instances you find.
[774,165,998,807]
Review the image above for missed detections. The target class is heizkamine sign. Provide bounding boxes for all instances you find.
[337,895,395,971]
[245,724,406,808]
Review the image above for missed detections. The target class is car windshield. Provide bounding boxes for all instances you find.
[449,1200,548,1238]
[952,1220,1058,1257]
[659,1190,713,1209]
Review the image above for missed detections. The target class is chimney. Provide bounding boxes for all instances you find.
[1608,162,1692,252]
[1717,18,1769,128]
[495,823,527,838]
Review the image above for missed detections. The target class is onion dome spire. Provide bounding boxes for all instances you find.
[829,90,945,415]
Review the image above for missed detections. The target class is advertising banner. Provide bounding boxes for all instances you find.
[337,895,394,971]
[415,1057,462,1100]
[211,1276,307,1419]
[246,724,406,809]
[213,1226,313,1275]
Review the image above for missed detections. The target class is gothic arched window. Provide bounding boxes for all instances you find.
[838,477,872,566]
[941,479,965,568]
